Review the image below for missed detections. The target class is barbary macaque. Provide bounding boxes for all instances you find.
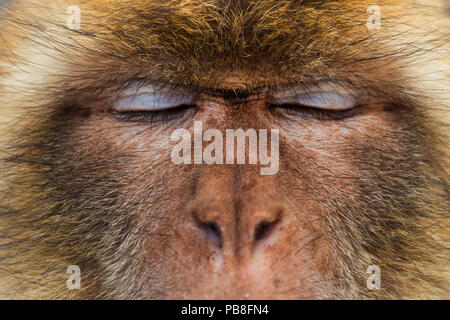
[0,0,448,299]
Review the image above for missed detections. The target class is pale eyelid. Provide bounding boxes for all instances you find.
[115,86,195,111]
[272,85,358,110]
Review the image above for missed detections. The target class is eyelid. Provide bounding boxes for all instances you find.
[272,84,358,110]
[115,86,195,111]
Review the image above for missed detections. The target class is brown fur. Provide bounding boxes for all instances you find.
[0,0,448,299]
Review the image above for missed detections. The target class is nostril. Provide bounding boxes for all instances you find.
[198,221,223,248]
[253,219,279,242]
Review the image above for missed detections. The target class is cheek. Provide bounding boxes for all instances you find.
[66,112,335,298]
[61,103,406,299]
[279,106,405,185]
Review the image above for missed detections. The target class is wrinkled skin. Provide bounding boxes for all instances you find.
[0,0,448,299]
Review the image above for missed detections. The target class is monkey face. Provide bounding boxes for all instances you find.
[0,0,448,299]
[53,75,435,299]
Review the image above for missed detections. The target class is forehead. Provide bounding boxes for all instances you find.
[4,0,427,94]
[63,0,397,86]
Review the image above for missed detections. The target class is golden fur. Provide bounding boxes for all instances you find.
[0,0,448,299]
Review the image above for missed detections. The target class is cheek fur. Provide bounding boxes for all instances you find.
[0,0,448,300]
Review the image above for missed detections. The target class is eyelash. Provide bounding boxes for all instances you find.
[111,104,197,123]
[113,103,359,123]
[267,103,360,120]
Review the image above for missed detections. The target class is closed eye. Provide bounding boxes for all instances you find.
[271,91,357,111]
[115,86,195,112]
[267,84,360,120]
[113,85,196,122]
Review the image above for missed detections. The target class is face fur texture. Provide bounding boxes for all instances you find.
[0,0,448,299]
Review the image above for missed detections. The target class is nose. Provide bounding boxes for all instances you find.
[192,201,282,249]
[188,173,284,251]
